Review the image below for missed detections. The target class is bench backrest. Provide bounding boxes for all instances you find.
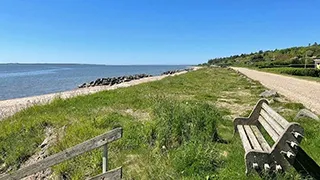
[258,102,289,142]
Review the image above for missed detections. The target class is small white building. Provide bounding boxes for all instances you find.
[314,59,320,69]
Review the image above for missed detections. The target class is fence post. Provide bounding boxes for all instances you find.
[102,144,108,173]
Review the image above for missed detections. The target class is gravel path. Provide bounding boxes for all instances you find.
[233,67,320,114]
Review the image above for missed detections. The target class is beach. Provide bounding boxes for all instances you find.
[0,68,199,120]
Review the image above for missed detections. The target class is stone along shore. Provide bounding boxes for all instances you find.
[78,68,193,88]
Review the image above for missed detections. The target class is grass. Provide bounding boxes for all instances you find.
[0,67,319,179]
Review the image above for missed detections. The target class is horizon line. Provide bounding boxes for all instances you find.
[0,63,195,66]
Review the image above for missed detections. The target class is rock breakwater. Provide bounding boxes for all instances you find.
[161,68,193,75]
[78,68,194,88]
[78,74,152,88]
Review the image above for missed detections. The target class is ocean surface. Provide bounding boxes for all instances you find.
[0,64,190,100]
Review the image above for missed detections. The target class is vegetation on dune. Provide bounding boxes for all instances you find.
[0,68,319,179]
[204,42,320,68]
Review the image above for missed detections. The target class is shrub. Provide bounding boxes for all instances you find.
[274,68,320,77]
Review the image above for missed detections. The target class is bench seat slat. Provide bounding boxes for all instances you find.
[258,116,279,142]
[237,125,252,152]
[250,125,271,152]
[260,109,284,135]
[243,125,263,151]
[262,103,289,128]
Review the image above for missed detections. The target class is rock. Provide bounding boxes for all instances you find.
[124,78,130,82]
[273,97,288,103]
[101,79,110,85]
[78,83,86,88]
[295,109,319,121]
[89,81,94,87]
[259,90,279,98]
[93,78,101,86]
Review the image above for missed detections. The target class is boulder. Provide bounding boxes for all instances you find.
[78,83,86,88]
[295,109,319,121]
[124,78,131,82]
[93,78,101,86]
[101,79,110,85]
[259,90,279,98]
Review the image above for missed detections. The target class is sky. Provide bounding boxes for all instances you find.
[0,0,319,65]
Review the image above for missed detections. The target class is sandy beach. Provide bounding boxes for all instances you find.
[0,68,199,120]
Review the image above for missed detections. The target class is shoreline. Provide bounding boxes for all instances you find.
[0,67,201,120]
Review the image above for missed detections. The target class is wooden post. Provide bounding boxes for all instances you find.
[102,144,108,173]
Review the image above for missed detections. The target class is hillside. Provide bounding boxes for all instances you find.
[206,43,320,68]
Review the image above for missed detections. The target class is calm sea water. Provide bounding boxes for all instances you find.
[0,64,190,100]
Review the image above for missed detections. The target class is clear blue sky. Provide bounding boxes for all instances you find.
[0,0,319,65]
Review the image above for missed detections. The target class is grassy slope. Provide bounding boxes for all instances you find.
[0,68,319,179]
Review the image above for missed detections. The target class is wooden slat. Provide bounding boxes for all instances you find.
[258,116,279,142]
[237,125,252,152]
[262,103,289,128]
[250,126,271,152]
[0,128,123,180]
[260,109,284,135]
[87,167,122,180]
[243,125,262,151]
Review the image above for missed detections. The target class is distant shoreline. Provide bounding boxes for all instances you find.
[0,67,201,120]
[0,63,194,66]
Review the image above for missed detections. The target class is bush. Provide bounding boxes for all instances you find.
[274,68,320,77]
[288,64,314,68]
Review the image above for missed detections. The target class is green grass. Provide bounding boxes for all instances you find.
[0,68,319,179]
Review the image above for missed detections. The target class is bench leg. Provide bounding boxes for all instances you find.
[245,151,271,174]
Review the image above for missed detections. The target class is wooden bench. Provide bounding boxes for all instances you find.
[234,99,304,174]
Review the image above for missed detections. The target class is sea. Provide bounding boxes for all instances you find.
[0,64,190,100]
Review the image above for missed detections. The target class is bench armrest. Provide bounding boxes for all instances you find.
[233,117,249,133]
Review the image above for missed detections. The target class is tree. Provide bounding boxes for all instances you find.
[306,50,314,57]
[250,54,264,62]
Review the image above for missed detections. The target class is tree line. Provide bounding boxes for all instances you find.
[204,42,320,68]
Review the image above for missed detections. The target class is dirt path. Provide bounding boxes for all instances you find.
[232,67,320,114]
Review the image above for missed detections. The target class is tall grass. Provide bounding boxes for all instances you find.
[154,100,221,149]
[153,100,222,178]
